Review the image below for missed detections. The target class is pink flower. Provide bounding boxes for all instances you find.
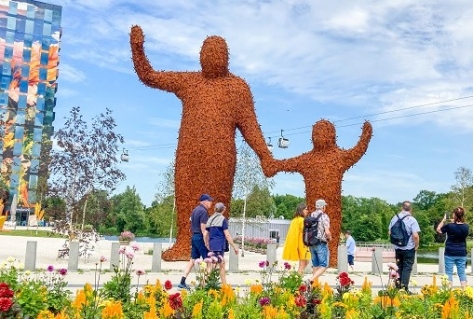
[204,258,212,263]
[387,262,399,271]
[284,262,291,270]
[58,268,67,276]
[207,252,215,257]
[389,269,399,279]
[135,269,146,276]
[126,251,135,260]
[258,261,266,268]
[47,265,54,272]
[131,244,140,251]
[100,256,107,263]
[119,247,126,254]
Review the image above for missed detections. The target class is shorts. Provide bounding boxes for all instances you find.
[191,234,208,259]
[348,254,354,266]
[309,242,329,268]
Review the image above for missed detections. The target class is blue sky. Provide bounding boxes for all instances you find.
[47,0,472,206]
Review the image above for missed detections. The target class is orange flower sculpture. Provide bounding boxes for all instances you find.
[266,120,373,266]
[130,26,273,260]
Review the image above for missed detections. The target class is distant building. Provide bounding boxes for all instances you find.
[229,217,290,243]
[0,0,61,210]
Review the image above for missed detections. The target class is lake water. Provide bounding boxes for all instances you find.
[417,251,471,264]
[102,236,176,243]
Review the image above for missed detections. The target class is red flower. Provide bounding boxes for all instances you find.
[338,272,349,278]
[311,298,321,305]
[298,284,307,293]
[164,280,173,290]
[294,294,306,307]
[168,293,183,310]
[0,297,13,312]
[339,276,352,287]
[0,283,13,298]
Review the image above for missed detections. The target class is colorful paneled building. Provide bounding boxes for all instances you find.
[0,0,61,209]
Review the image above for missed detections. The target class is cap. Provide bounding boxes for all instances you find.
[199,194,213,202]
[315,199,327,208]
[215,202,226,211]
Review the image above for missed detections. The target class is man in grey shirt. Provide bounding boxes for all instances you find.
[388,201,420,292]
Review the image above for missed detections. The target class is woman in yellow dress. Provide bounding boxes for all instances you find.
[282,203,310,274]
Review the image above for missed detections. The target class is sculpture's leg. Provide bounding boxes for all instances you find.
[161,193,193,261]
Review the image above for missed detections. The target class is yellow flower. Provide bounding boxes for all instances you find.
[101,301,124,319]
[361,277,372,294]
[345,308,360,319]
[463,286,472,299]
[208,289,219,299]
[228,308,236,319]
[250,284,263,294]
[199,261,206,270]
[410,279,418,287]
[244,279,253,286]
[192,300,203,318]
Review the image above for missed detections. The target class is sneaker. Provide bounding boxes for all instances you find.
[178,283,190,290]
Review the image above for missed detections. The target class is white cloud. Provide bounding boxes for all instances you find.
[58,64,86,83]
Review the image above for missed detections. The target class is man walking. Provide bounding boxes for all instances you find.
[178,194,213,289]
[388,200,420,293]
[309,199,332,282]
[345,230,356,271]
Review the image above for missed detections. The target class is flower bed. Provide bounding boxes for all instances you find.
[0,254,472,318]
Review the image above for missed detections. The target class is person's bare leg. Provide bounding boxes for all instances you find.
[220,262,227,285]
[179,259,195,287]
[309,267,327,282]
[298,259,309,275]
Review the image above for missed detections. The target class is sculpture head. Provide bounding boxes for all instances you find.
[200,36,229,78]
[312,120,336,149]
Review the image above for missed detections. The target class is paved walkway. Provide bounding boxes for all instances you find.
[0,233,472,293]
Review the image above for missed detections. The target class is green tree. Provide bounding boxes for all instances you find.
[273,194,304,219]
[110,186,146,235]
[245,185,276,218]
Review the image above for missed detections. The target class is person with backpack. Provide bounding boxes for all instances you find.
[388,201,420,293]
[436,206,469,288]
[282,203,310,274]
[308,199,332,282]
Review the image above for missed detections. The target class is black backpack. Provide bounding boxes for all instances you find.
[390,214,410,246]
[303,213,323,246]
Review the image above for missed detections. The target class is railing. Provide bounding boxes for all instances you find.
[356,242,394,251]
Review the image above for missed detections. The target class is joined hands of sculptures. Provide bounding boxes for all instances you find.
[130,26,372,266]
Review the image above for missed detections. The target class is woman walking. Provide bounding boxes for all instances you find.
[436,206,470,288]
[282,203,310,274]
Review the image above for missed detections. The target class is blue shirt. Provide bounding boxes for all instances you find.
[440,223,469,256]
[191,204,209,234]
[346,235,356,255]
[388,211,420,250]
[206,213,228,251]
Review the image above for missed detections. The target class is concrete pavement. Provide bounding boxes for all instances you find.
[0,233,471,293]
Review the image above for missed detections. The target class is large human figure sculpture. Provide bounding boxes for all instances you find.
[130,27,273,260]
[266,120,372,267]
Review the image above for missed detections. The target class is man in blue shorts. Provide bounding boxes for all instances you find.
[178,194,213,289]
[309,199,332,282]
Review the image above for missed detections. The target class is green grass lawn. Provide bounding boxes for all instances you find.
[0,229,66,238]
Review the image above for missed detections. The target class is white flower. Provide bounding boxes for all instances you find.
[6,256,15,263]
[0,261,7,269]
[410,279,418,287]
[24,270,31,276]
[15,262,24,270]
[244,279,253,286]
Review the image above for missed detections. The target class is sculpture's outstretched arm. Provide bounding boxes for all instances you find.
[130,25,186,93]
[342,121,373,170]
[236,84,275,177]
